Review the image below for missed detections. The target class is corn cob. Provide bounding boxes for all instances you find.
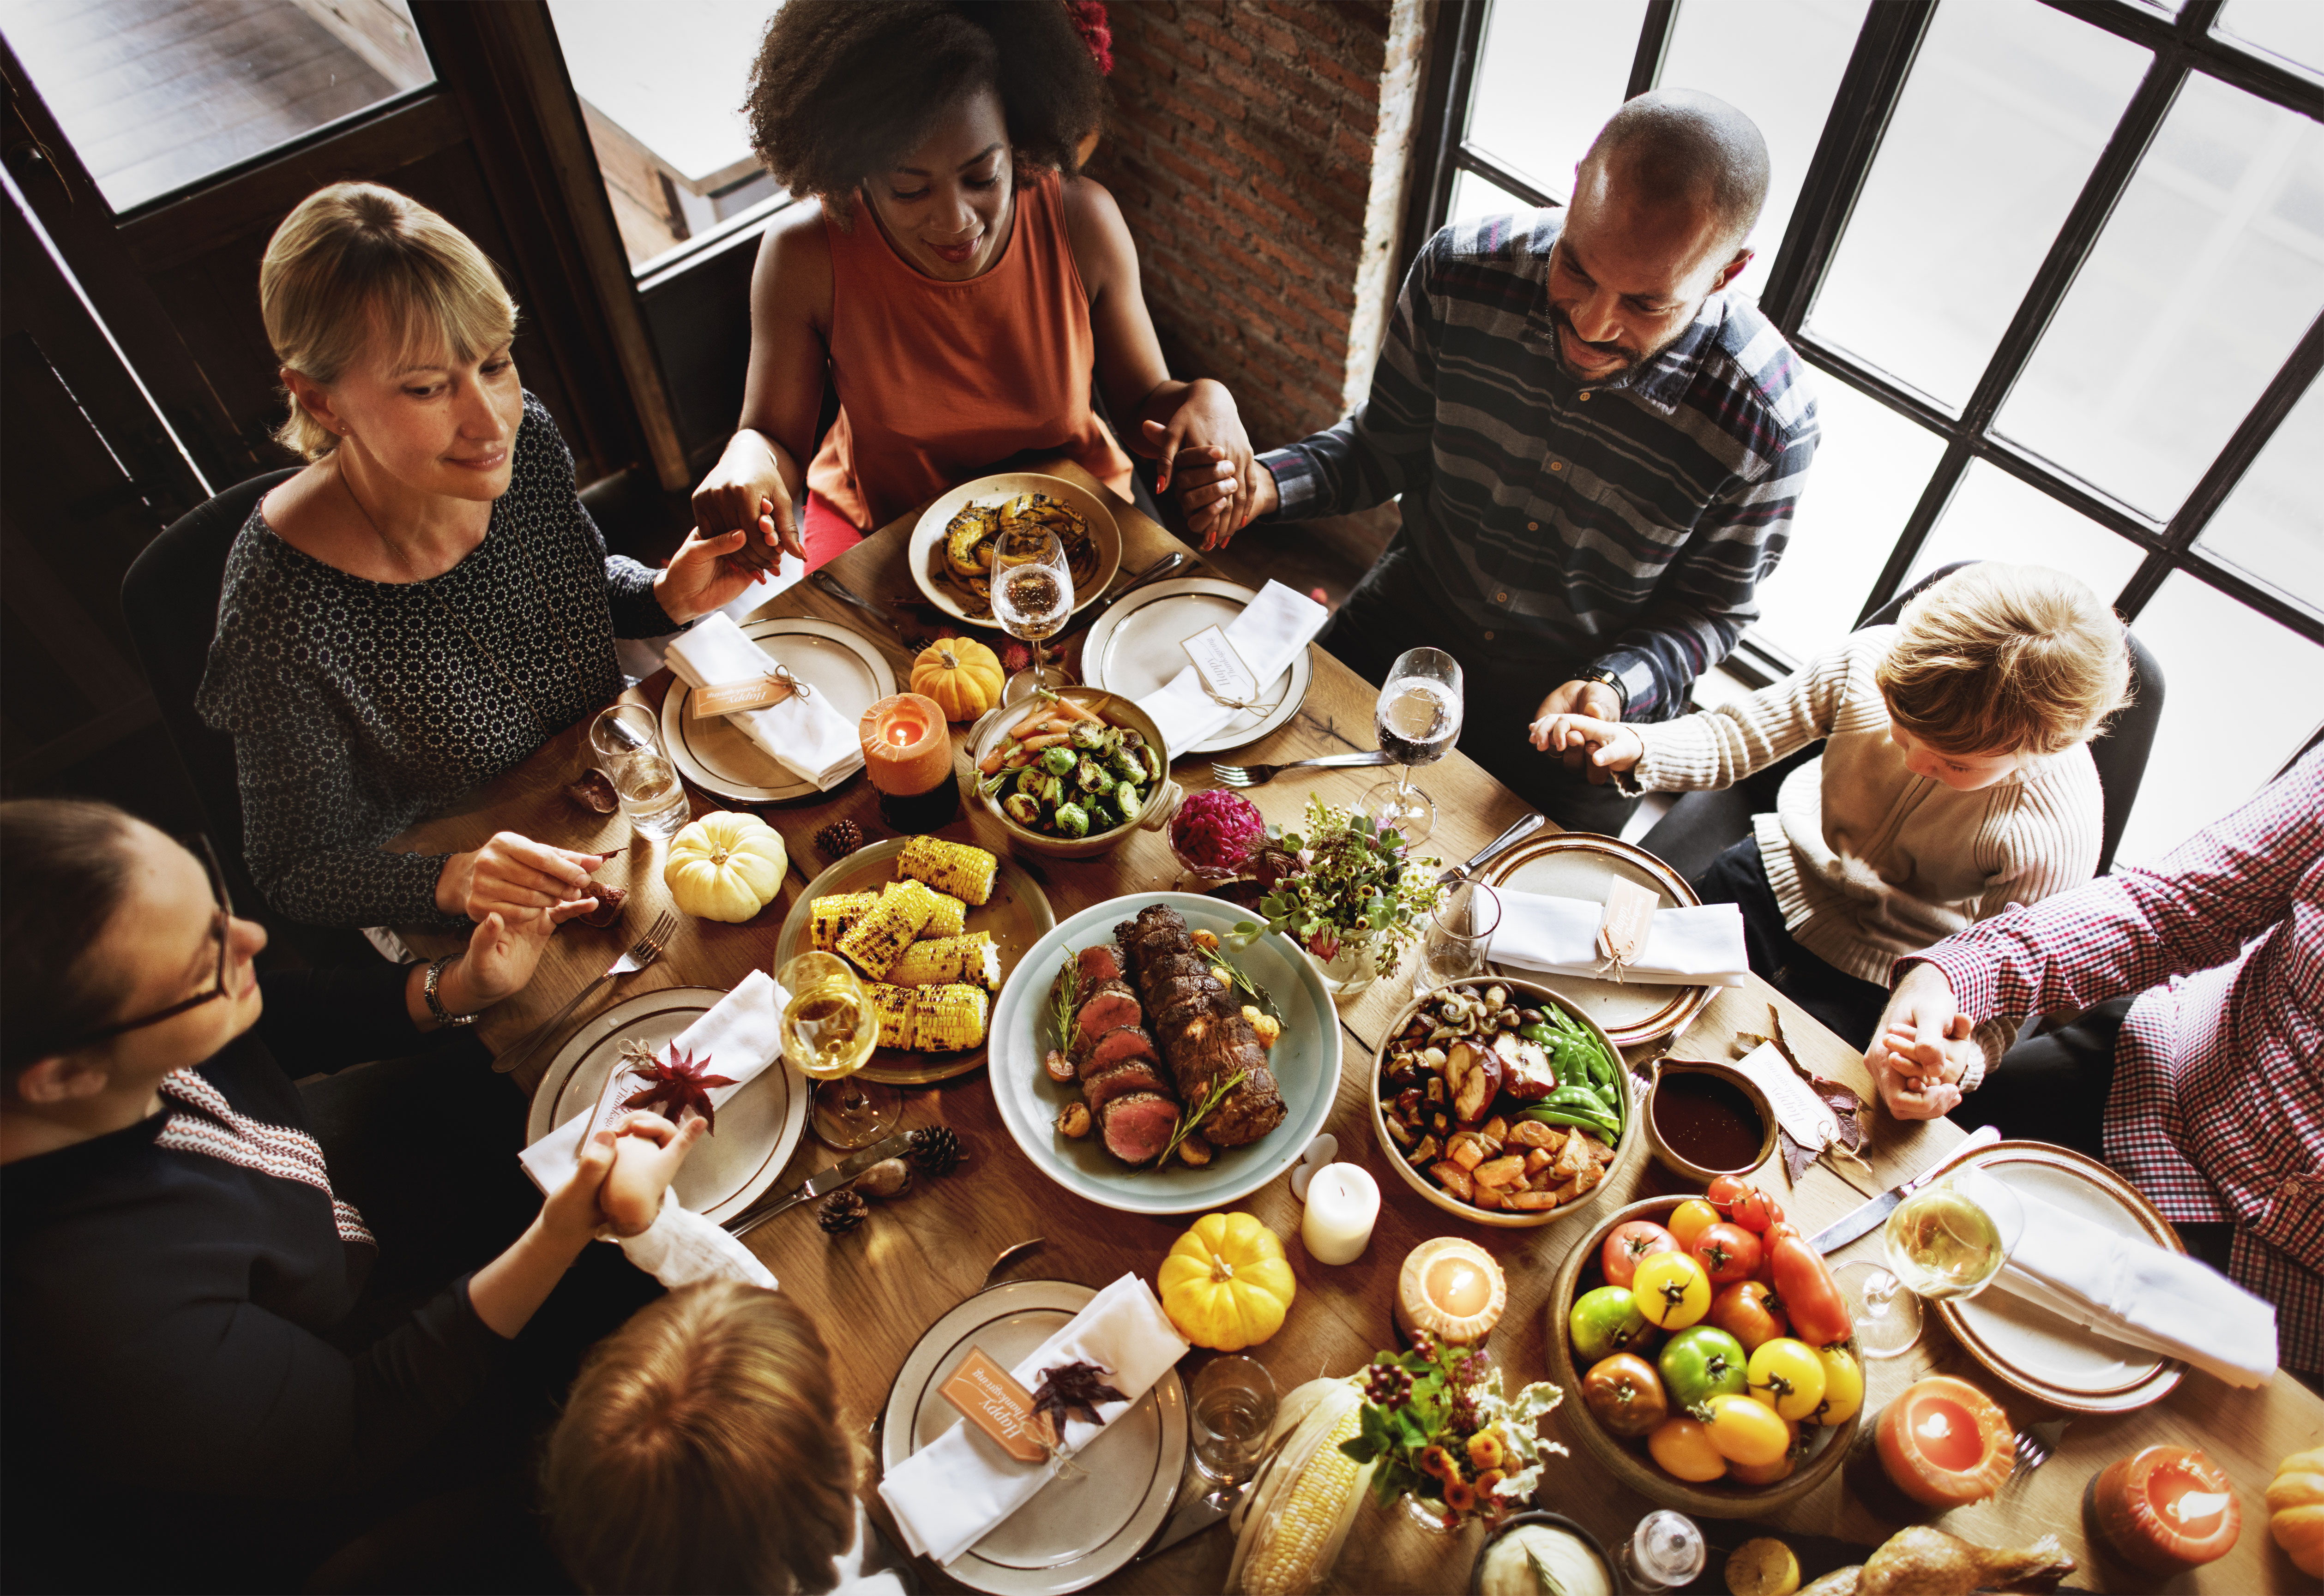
[868,981,989,1051]
[808,891,878,952]
[835,879,939,978]
[897,836,997,906]
[881,877,965,938]
[887,931,1002,990]
[1235,1403,1367,1596]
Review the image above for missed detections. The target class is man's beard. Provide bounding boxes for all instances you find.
[1547,306,1652,380]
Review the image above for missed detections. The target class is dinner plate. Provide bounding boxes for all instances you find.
[1479,833,1716,1047]
[987,891,1342,1215]
[1936,1141,2186,1413]
[878,1278,1186,1595]
[522,985,808,1224]
[1078,578,1313,756]
[660,616,895,804]
[772,836,1056,1086]
[908,472,1124,630]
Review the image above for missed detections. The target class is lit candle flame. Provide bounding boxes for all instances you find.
[2170,1489,2231,1525]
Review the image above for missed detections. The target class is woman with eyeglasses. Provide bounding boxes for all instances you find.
[0,798,703,1591]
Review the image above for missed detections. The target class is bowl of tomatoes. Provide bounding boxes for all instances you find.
[1543,1180,1865,1518]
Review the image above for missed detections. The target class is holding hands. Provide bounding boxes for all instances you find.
[1141,378,1258,550]
[1529,679,1631,785]
[653,519,783,624]
[1865,964,1978,1120]
[440,830,611,925]
[537,1109,706,1253]
[691,432,803,570]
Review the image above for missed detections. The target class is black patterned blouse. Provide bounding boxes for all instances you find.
[197,394,676,929]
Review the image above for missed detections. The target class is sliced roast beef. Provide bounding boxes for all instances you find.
[1099,1092,1180,1164]
[1072,984,1143,1053]
[1075,944,1123,984]
[1084,1061,1175,1119]
[1117,904,1287,1149]
[1076,1025,1159,1082]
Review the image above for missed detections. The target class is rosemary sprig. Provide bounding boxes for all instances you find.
[1526,1544,1570,1596]
[1149,1069,1246,1171]
[1048,950,1081,1052]
[1198,942,1282,1023]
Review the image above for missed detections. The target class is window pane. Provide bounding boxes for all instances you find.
[1903,460,2146,602]
[1465,0,1649,203]
[0,0,431,213]
[1751,364,1946,658]
[1656,0,1872,303]
[548,0,774,269]
[1806,0,2149,409]
[2215,0,2324,76]
[1994,75,2324,521]
[2109,573,2324,867]
[1447,166,1534,228]
[2195,374,2324,610]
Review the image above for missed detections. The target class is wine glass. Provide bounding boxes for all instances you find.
[777,951,898,1149]
[992,528,1073,704]
[1415,880,1501,997]
[1366,648,1463,845]
[1835,1168,2025,1358]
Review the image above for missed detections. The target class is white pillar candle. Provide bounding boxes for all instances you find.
[1300,1163,1380,1265]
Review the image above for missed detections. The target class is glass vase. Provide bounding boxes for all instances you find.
[1400,1491,1455,1534]
[1312,940,1381,999]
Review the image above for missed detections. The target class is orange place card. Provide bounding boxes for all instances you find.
[1598,877,1657,966]
[939,1346,1054,1463]
[691,673,798,719]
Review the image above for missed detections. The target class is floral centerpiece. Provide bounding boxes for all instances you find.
[1341,1331,1565,1531]
[1231,796,1441,992]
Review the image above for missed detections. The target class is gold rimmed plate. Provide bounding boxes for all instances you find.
[908,472,1123,630]
[660,616,895,804]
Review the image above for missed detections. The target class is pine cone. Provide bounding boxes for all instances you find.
[907,1124,963,1178]
[815,818,866,860]
[816,1189,868,1235]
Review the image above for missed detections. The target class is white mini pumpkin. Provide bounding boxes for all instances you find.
[664,811,787,923]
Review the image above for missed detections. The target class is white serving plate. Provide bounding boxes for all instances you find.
[660,616,894,804]
[1078,577,1313,756]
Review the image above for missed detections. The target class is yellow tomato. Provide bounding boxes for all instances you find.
[1702,1393,1792,1467]
[1632,1252,1712,1330]
[1647,1415,1728,1482]
[1808,1344,1863,1427]
[1746,1338,1828,1422]
[1668,1198,1722,1250]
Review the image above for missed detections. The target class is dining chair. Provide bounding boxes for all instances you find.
[1638,562,2165,882]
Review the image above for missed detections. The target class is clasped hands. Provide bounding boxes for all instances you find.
[542,1108,709,1249]
[1529,680,1632,784]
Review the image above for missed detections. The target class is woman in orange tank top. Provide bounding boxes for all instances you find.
[691,0,1256,570]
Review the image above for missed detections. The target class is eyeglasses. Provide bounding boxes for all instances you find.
[63,835,236,1049]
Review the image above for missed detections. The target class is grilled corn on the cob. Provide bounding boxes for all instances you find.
[868,981,989,1051]
[808,891,878,952]
[882,877,964,937]
[887,931,1002,990]
[835,879,939,978]
[897,836,997,906]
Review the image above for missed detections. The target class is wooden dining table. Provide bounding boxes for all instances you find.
[397,460,2320,1594]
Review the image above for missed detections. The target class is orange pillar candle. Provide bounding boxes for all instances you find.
[1394,1237,1507,1345]
[1874,1375,2015,1507]
[2088,1446,2241,1578]
[859,693,959,829]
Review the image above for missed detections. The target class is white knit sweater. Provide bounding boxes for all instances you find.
[1631,630,2104,992]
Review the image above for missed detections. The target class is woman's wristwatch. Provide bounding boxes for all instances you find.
[423,954,481,1027]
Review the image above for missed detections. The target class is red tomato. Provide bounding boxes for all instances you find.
[1691,1222,1763,1286]
[1704,1174,1752,1209]
[1769,1231,1852,1347]
[1709,1280,1789,1352]
[1729,1188,1784,1233]
[1602,1220,1680,1290]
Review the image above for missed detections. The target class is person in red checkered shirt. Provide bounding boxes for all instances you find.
[1866,745,2323,1377]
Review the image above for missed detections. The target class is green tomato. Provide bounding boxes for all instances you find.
[1657,1325,1751,1411]
[1568,1285,1654,1365]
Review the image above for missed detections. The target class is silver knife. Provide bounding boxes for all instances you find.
[1810,1124,2003,1254]
[1054,550,1187,645]
[728,1131,913,1237]
[1141,1487,1237,1560]
[1437,812,1547,886]
[808,570,912,644]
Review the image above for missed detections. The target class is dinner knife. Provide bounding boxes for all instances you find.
[1053,550,1188,646]
[727,1131,913,1237]
[1436,812,1547,886]
[1809,1124,2003,1255]
[807,569,913,644]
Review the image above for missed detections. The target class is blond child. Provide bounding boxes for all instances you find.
[1532,563,2131,1050]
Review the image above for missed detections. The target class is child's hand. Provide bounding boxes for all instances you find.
[601,1110,709,1236]
[1529,711,1644,772]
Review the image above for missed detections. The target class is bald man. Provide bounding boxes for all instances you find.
[1176,90,1818,833]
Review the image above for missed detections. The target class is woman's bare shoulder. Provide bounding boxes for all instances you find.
[753,198,835,323]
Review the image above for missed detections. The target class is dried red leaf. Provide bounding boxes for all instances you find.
[1030,1360,1126,1432]
[567,769,618,814]
[580,881,626,928]
[620,1044,737,1132]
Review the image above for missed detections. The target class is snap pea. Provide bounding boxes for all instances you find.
[1547,1082,1614,1116]
[1519,1105,1620,1138]
[1518,1023,1558,1048]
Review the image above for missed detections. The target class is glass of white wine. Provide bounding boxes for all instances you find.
[1367,647,1463,845]
[778,951,897,1149]
[1836,1169,2026,1358]
[992,528,1074,704]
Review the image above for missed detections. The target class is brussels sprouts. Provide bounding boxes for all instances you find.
[1053,801,1090,839]
[1039,745,1077,776]
[1017,767,1062,805]
[1111,784,1144,825]
[1069,721,1107,751]
[1138,743,1165,784]
[1118,728,1145,748]
[1002,792,1042,827]
[1107,747,1145,784]
[1074,757,1114,796]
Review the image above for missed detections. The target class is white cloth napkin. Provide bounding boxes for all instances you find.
[665,612,863,790]
[1136,580,1327,757]
[1490,890,1748,986]
[879,1273,1190,1565]
[1958,1168,2278,1388]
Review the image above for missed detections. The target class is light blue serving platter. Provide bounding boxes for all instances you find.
[987,891,1343,1215]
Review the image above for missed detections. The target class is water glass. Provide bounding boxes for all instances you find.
[1415,880,1502,996]
[1189,1356,1277,1487]
[589,703,688,840]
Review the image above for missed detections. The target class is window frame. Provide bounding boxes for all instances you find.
[1404,0,2324,738]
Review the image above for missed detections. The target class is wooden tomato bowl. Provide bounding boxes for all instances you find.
[1368,977,1646,1230]
[1545,1195,1862,1518]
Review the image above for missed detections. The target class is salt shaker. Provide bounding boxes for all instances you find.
[1620,1509,1706,1593]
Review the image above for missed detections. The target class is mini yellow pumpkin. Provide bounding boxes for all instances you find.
[2269,1447,2324,1577]
[1158,1211,1295,1350]
[912,638,1005,722]
[664,811,786,923]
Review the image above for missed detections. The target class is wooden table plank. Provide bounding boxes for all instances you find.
[394,461,2322,1595]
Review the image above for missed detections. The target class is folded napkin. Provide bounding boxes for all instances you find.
[1490,890,1748,986]
[879,1273,1190,1565]
[665,612,862,790]
[1137,580,1327,758]
[1958,1167,2278,1388]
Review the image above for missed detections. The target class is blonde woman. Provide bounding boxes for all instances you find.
[196,183,769,933]
[543,1282,903,1595]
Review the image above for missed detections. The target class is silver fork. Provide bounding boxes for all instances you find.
[2010,1418,2070,1485]
[492,909,680,1074]
[1210,750,1394,787]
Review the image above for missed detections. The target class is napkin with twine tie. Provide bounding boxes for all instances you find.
[666,612,863,790]
[1489,889,1748,986]
[1136,581,1327,758]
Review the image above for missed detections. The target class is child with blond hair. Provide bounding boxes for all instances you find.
[1534,562,2131,1050]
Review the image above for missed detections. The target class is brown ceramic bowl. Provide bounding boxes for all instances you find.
[1545,1194,1862,1518]
[961,686,1180,861]
[1642,1060,1779,1185]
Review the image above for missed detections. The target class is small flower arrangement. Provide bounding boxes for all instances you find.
[1234,796,1441,976]
[1339,1331,1565,1529]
